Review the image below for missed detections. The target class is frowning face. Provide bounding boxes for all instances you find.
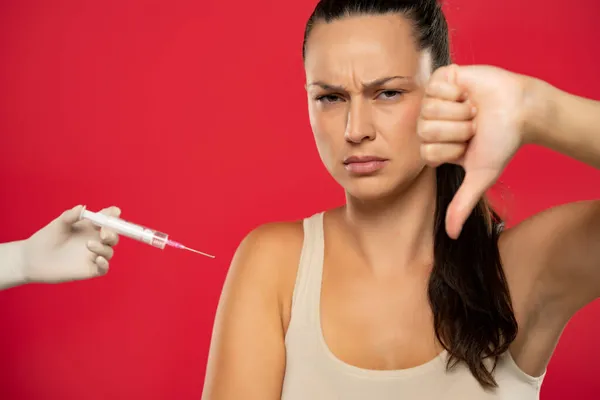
[304,13,432,201]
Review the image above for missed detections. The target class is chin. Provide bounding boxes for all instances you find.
[341,175,404,203]
[338,166,432,204]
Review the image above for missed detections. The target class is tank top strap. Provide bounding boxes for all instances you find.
[288,212,325,330]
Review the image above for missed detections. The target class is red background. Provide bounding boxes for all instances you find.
[1,0,599,398]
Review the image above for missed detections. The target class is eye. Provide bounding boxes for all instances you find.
[315,94,343,104]
[377,90,404,100]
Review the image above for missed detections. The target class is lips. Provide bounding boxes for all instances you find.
[343,155,389,174]
[343,155,387,164]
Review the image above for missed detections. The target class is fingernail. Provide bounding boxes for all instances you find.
[471,106,477,116]
[100,231,107,240]
[87,240,95,248]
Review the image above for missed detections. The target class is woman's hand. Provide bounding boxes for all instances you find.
[418,64,531,239]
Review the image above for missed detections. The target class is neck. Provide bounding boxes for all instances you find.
[340,167,437,273]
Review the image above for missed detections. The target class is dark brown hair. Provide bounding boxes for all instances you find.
[302,0,517,389]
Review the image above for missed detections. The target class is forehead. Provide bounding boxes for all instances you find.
[304,14,421,82]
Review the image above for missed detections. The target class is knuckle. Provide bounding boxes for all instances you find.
[449,144,463,158]
[95,255,109,268]
[420,143,438,162]
[99,206,120,216]
[424,82,439,97]
[426,81,455,99]
[419,122,439,142]
[417,120,429,139]
[460,124,473,140]
[105,247,114,260]
[419,144,428,159]
[421,100,439,119]
[95,262,109,276]
[458,122,474,140]
[432,66,448,81]
[459,103,473,118]
[91,257,102,273]
[101,229,119,245]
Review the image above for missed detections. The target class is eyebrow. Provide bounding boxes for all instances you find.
[306,75,410,91]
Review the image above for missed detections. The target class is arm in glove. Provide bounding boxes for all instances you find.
[0,205,121,290]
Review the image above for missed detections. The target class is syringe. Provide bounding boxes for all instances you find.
[78,206,215,258]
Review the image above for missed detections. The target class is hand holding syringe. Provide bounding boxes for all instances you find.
[79,206,215,258]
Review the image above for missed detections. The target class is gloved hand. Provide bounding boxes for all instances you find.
[20,205,121,284]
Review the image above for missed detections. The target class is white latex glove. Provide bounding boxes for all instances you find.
[20,205,121,284]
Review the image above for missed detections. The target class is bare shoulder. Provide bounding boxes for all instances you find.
[224,220,305,320]
[201,219,305,400]
[242,220,306,332]
[238,220,305,261]
[231,219,305,293]
[498,199,600,377]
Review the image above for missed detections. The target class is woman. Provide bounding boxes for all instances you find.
[202,0,600,398]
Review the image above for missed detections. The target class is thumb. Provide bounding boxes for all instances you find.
[445,63,459,85]
[445,170,496,239]
[453,65,485,95]
[58,204,85,226]
[99,206,121,218]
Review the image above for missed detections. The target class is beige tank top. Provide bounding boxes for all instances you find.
[281,212,545,400]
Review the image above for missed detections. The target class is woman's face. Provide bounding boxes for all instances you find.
[304,14,432,201]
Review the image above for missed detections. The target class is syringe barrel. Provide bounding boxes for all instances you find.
[80,209,169,249]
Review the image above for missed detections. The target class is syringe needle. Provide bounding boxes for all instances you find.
[183,246,215,258]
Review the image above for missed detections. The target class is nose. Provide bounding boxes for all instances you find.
[344,99,375,143]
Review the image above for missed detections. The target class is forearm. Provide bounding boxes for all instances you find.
[524,78,600,169]
[0,241,28,290]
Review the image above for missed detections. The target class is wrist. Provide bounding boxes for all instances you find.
[0,240,29,290]
[521,76,559,146]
